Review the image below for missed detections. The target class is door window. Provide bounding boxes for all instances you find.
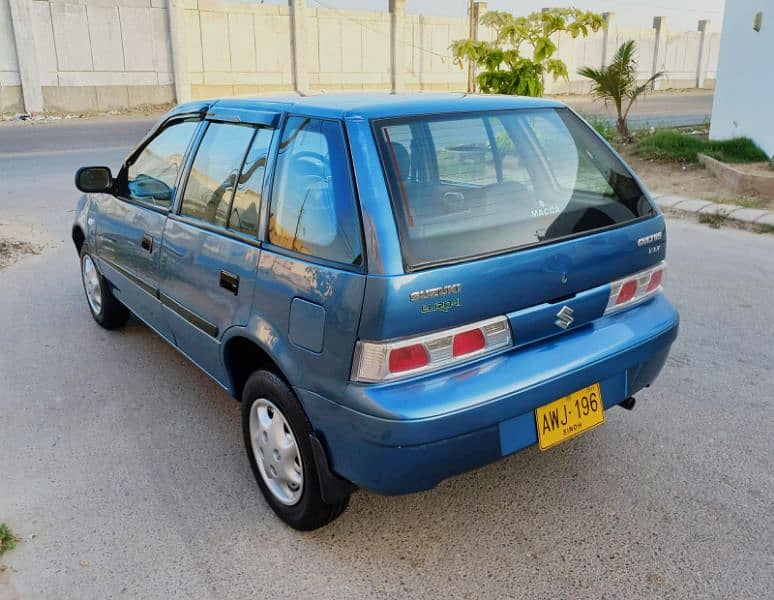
[125,119,199,208]
[179,122,255,227]
[269,117,362,266]
[228,128,274,236]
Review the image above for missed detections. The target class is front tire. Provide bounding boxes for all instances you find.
[241,370,349,530]
[79,246,129,330]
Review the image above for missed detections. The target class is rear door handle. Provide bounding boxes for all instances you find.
[219,270,239,295]
[140,233,153,253]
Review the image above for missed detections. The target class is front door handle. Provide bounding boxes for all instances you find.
[220,270,239,295]
[140,233,153,253]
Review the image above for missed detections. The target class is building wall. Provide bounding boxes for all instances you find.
[710,1,774,156]
[1,1,720,114]
[0,0,23,113]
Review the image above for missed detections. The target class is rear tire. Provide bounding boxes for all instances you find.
[241,370,349,530]
[79,246,129,330]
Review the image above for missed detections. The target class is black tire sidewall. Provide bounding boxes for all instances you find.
[241,370,345,530]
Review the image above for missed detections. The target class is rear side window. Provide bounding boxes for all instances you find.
[180,122,255,227]
[268,116,362,266]
[378,108,654,269]
[228,128,273,236]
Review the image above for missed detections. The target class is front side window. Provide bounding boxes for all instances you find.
[379,108,654,269]
[125,119,199,208]
[268,117,362,266]
[179,122,255,227]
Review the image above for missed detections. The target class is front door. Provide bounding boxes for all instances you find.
[96,118,200,340]
[159,120,276,384]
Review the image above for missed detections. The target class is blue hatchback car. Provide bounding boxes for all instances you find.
[73,93,679,529]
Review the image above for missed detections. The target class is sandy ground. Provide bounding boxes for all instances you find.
[0,218,55,270]
[619,148,773,210]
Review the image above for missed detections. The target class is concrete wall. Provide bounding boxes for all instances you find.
[1,1,721,114]
[710,1,774,157]
[0,0,23,112]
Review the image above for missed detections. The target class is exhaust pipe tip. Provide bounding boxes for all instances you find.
[620,397,636,410]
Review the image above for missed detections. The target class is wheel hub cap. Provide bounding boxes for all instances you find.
[249,398,303,506]
[81,255,102,314]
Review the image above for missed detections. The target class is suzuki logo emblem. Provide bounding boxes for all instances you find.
[554,305,575,330]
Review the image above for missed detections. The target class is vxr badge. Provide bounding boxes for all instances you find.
[554,305,575,330]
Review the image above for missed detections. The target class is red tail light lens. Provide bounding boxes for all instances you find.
[616,280,638,304]
[646,269,663,292]
[452,329,486,357]
[388,344,429,373]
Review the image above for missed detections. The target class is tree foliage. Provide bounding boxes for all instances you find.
[578,40,662,140]
[451,8,604,97]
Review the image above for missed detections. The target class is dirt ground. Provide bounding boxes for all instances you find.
[0,219,50,270]
[619,147,773,210]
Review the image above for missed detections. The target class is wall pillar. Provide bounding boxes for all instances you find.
[652,16,667,90]
[471,2,487,93]
[389,0,406,93]
[696,19,711,89]
[289,0,309,95]
[601,12,616,66]
[167,0,190,103]
[8,0,43,113]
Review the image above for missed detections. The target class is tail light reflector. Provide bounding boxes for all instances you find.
[452,328,486,357]
[388,344,429,373]
[352,316,512,383]
[605,262,665,314]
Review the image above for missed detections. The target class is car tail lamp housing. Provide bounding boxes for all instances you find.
[351,316,512,383]
[605,262,665,314]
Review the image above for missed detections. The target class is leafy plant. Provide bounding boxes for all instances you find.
[451,8,604,97]
[579,40,661,141]
[0,523,20,557]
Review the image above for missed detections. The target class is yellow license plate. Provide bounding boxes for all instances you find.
[535,383,604,451]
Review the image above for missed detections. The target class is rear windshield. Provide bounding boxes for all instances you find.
[377,108,654,269]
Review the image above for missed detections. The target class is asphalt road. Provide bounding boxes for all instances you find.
[563,90,713,128]
[1,116,771,599]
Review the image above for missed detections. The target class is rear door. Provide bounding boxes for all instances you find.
[253,115,366,398]
[159,110,278,384]
[96,117,200,340]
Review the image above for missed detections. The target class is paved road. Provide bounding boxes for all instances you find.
[1,119,771,599]
[560,90,713,128]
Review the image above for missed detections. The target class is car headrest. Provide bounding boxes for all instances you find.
[391,142,410,179]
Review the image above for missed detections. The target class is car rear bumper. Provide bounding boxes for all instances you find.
[297,294,679,495]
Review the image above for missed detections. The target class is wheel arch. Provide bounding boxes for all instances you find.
[222,334,291,401]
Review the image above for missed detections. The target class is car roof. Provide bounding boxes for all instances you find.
[203,93,565,120]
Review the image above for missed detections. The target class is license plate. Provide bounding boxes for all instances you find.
[535,383,604,451]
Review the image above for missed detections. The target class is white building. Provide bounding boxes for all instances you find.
[710,1,774,157]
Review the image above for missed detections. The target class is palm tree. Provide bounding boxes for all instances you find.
[579,40,663,141]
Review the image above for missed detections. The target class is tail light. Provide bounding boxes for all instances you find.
[351,316,512,383]
[605,262,665,314]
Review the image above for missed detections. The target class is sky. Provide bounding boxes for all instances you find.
[259,0,725,31]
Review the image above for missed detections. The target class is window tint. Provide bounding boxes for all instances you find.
[269,117,362,266]
[380,108,652,269]
[180,122,255,227]
[228,128,273,236]
[126,120,198,208]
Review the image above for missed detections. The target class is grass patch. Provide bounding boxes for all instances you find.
[698,211,729,229]
[584,117,616,143]
[634,131,769,164]
[713,196,768,209]
[0,523,20,557]
[756,223,774,234]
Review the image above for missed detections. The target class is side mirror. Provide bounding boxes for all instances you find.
[75,166,113,193]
